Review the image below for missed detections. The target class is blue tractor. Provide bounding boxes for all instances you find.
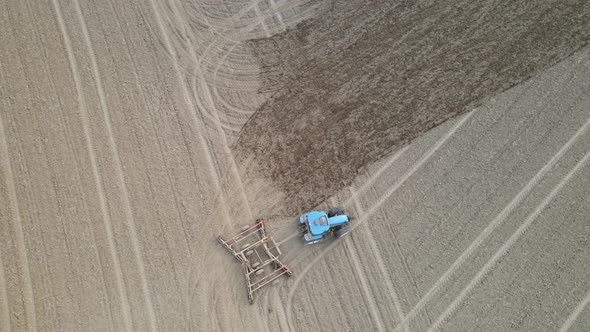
[298,208,352,245]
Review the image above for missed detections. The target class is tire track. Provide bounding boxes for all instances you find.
[560,288,590,332]
[49,1,133,330]
[102,0,194,258]
[428,148,590,332]
[3,1,73,327]
[190,68,245,132]
[254,4,271,38]
[189,1,320,73]
[25,0,117,326]
[0,247,11,332]
[109,0,234,236]
[188,0,317,42]
[356,54,560,244]
[166,0,323,80]
[196,1,323,62]
[369,182,425,303]
[271,290,290,332]
[394,97,590,331]
[392,46,589,230]
[349,187,407,331]
[209,42,259,114]
[345,146,409,207]
[68,1,159,329]
[179,0,324,134]
[286,111,474,331]
[343,238,386,332]
[191,39,260,133]
[268,0,286,30]
[166,0,255,221]
[0,107,38,332]
[26,1,111,327]
[146,0,238,229]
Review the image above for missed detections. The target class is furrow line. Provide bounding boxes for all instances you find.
[350,187,406,331]
[168,1,254,221]
[0,246,11,332]
[70,0,159,329]
[146,0,235,229]
[49,1,133,330]
[344,238,386,332]
[105,0,194,256]
[394,104,590,331]
[0,106,38,332]
[560,288,590,332]
[272,291,290,332]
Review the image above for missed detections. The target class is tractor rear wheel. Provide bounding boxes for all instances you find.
[335,226,351,238]
[328,207,344,217]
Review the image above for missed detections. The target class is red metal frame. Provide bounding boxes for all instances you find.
[218,218,292,304]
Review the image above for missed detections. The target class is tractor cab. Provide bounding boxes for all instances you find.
[298,208,352,245]
[301,211,330,235]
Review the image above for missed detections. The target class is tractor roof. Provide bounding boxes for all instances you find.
[303,211,330,235]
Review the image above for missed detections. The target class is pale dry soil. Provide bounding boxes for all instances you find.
[0,0,589,332]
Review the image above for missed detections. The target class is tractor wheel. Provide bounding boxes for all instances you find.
[245,250,254,257]
[299,224,307,233]
[328,207,344,217]
[255,269,264,276]
[335,226,351,238]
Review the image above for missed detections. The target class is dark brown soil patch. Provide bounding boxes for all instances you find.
[234,0,590,212]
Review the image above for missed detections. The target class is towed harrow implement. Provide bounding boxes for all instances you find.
[217,218,292,304]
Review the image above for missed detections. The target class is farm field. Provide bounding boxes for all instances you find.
[0,0,589,331]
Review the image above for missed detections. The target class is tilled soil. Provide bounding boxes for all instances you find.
[235,0,590,212]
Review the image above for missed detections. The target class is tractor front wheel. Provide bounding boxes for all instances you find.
[328,207,344,217]
[335,226,351,238]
